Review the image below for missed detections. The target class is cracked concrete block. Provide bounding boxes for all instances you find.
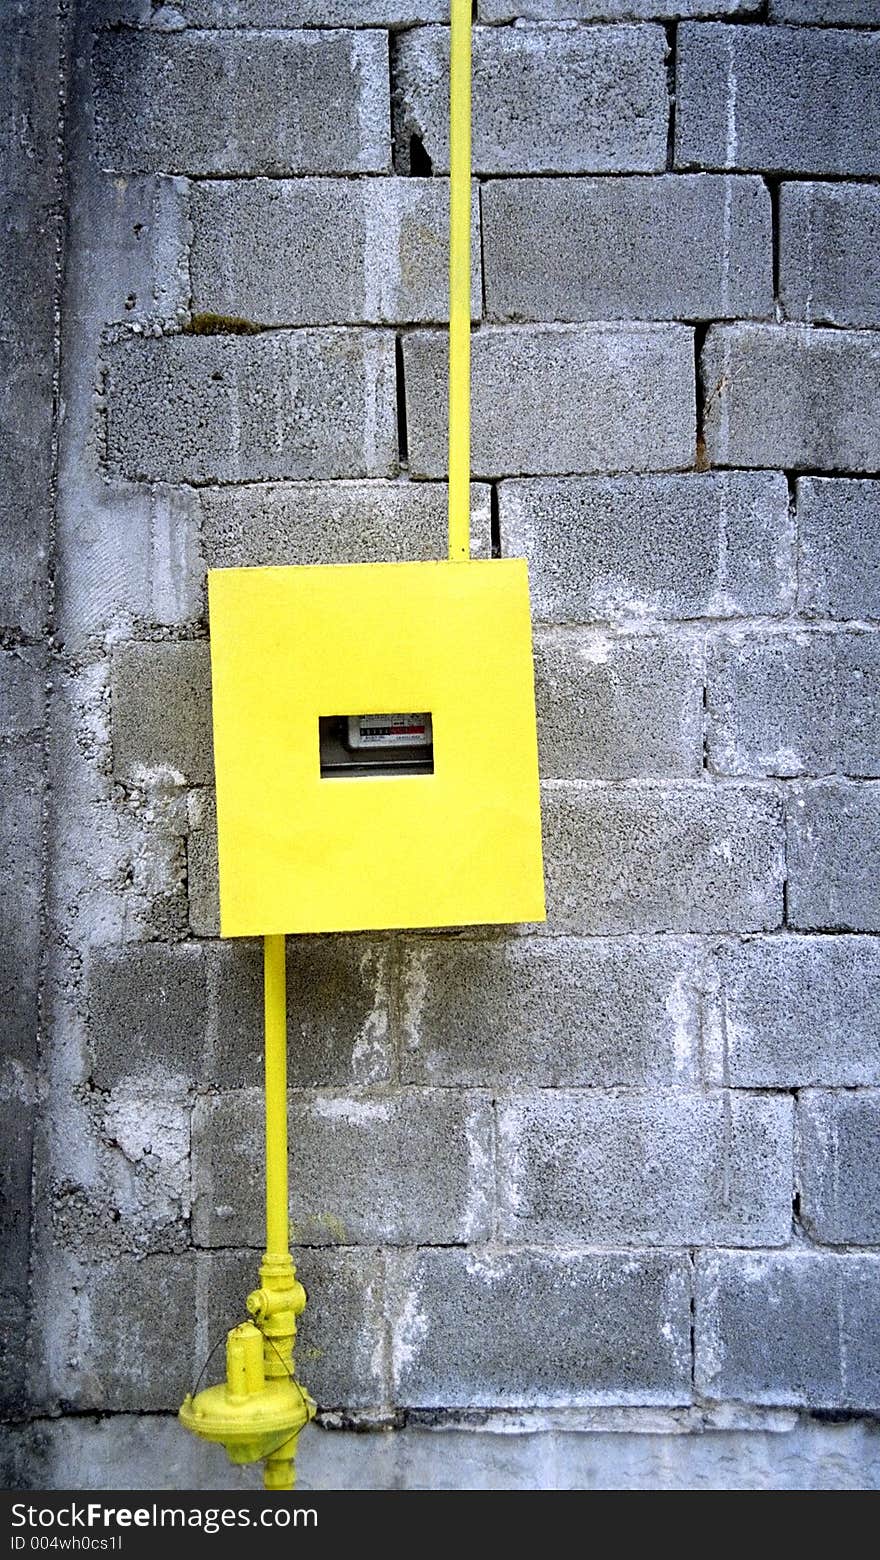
[707,630,880,778]
[394,24,668,174]
[192,1089,493,1247]
[198,481,491,573]
[500,472,792,623]
[211,937,394,1089]
[400,935,701,1088]
[388,1248,692,1406]
[787,782,880,931]
[542,782,784,934]
[710,935,880,1088]
[780,183,880,328]
[404,325,695,477]
[703,325,880,473]
[92,27,390,175]
[498,1090,792,1246]
[797,479,880,621]
[483,175,772,322]
[111,640,213,787]
[676,23,880,176]
[104,332,398,485]
[799,1090,880,1246]
[696,1252,880,1410]
[190,178,480,325]
[89,943,209,1089]
[205,1246,387,1412]
[534,630,703,780]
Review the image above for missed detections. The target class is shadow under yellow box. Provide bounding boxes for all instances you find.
[208,558,546,936]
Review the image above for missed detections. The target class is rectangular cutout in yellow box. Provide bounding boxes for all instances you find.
[208,559,546,936]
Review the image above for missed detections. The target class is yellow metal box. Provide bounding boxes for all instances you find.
[208,558,545,936]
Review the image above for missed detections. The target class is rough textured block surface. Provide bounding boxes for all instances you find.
[696,1253,880,1410]
[89,944,208,1089]
[703,325,880,472]
[211,938,394,1088]
[535,631,703,779]
[400,936,700,1087]
[676,23,880,176]
[769,0,880,23]
[542,783,784,933]
[799,1091,880,1247]
[710,935,880,1088]
[198,481,491,573]
[0,1099,34,1412]
[190,178,480,325]
[780,183,880,328]
[484,0,749,13]
[498,1090,792,1245]
[193,1090,493,1246]
[707,631,880,777]
[787,782,880,931]
[482,175,772,322]
[0,650,44,1075]
[405,326,695,477]
[0,2,56,639]
[500,472,792,622]
[394,24,668,174]
[389,1248,692,1406]
[111,640,212,786]
[104,333,397,484]
[797,479,880,621]
[92,28,390,175]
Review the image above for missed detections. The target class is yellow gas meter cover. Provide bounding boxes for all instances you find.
[208,558,545,936]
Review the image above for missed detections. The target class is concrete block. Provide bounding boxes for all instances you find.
[204,1247,387,1412]
[211,937,394,1088]
[394,24,667,175]
[400,935,700,1088]
[190,178,480,326]
[0,0,58,638]
[780,183,880,328]
[542,782,784,934]
[498,1090,792,1246]
[707,630,880,778]
[89,943,208,1089]
[198,481,491,572]
[0,731,44,1076]
[769,0,880,22]
[482,0,750,11]
[192,1089,493,1246]
[676,23,880,176]
[111,640,213,786]
[0,646,44,742]
[534,630,703,780]
[799,1090,880,1247]
[711,935,880,1088]
[388,1248,692,1406]
[798,478,880,621]
[500,471,792,623]
[173,0,445,19]
[483,175,772,322]
[696,1252,880,1410]
[703,324,880,473]
[186,788,218,938]
[92,27,390,174]
[104,332,398,485]
[0,1099,34,1412]
[787,782,880,931]
[404,325,695,478]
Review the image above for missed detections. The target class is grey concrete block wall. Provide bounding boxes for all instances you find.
[6,0,880,1493]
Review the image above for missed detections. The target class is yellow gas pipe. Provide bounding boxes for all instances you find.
[180,0,473,1488]
[179,936,315,1489]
